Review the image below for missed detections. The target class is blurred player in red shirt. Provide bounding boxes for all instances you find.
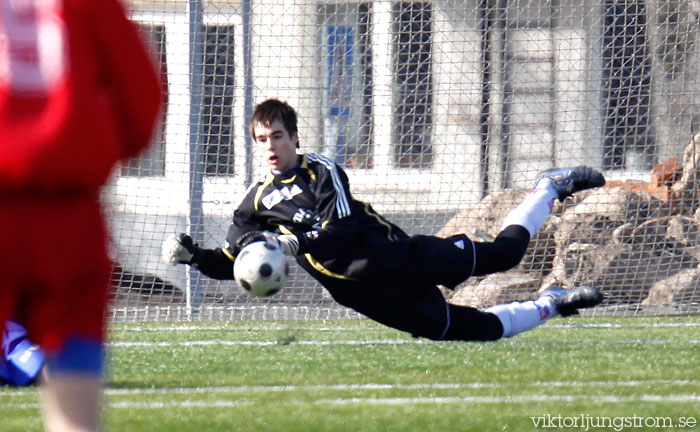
[0,0,161,430]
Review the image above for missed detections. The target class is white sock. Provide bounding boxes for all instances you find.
[485,296,558,338]
[499,179,558,237]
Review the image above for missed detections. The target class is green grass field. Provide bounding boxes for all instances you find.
[1,316,699,431]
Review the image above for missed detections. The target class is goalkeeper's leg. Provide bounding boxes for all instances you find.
[402,167,597,287]
[483,286,603,338]
[466,172,560,277]
[470,167,591,276]
[443,297,554,341]
[472,166,605,276]
[443,286,603,340]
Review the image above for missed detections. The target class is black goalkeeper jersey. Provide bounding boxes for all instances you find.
[225,153,410,282]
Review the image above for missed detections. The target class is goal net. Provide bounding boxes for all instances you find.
[108,0,700,321]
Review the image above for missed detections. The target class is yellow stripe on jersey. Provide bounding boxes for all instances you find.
[363,202,394,241]
[279,225,355,281]
[300,155,317,182]
[304,254,358,281]
[253,172,275,211]
[221,247,235,262]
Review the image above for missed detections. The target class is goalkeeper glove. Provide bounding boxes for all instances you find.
[162,233,199,265]
[233,231,299,256]
[277,234,300,256]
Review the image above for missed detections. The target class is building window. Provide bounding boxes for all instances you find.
[601,0,653,170]
[392,1,433,169]
[202,25,236,176]
[121,23,167,177]
[319,3,373,169]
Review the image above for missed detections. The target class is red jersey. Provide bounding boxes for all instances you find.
[0,0,161,353]
[0,0,161,193]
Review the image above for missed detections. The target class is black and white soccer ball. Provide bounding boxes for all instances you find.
[233,239,289,297]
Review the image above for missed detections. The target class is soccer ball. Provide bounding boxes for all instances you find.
[233,239,289,297]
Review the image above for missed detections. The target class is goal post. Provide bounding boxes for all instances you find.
[107,0,700,321]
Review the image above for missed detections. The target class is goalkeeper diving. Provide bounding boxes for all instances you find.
[163,99,605,341]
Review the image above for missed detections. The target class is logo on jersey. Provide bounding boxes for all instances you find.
[293,209,322,229]
[261,184,303,209]
[304,230,319,240]
[453,239,465,249]
[0,0,69,94]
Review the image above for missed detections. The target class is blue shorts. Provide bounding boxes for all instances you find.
[44,336,104,375]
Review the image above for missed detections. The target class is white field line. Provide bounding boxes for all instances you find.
[3,394,699,410]
[0,400,253,410]
[108,338,700,348]
[1,379,696,398]
[103,379,700,395]
[317,394,700,406]
[108,400,253,408]
[109,339,429,347]
[113,322,700,332]
[548,322,700,328]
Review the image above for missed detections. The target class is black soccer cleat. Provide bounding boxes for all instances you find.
[539,286,604,317]
[534,166,606,201]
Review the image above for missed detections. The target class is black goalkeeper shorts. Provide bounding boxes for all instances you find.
[304,234,503,341]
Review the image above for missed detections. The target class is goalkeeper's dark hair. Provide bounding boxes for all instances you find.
[250,99,299,148]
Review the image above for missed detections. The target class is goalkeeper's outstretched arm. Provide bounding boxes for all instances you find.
[162,234,234,280]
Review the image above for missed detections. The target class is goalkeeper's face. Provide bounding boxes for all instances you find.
[254,120,300,173]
